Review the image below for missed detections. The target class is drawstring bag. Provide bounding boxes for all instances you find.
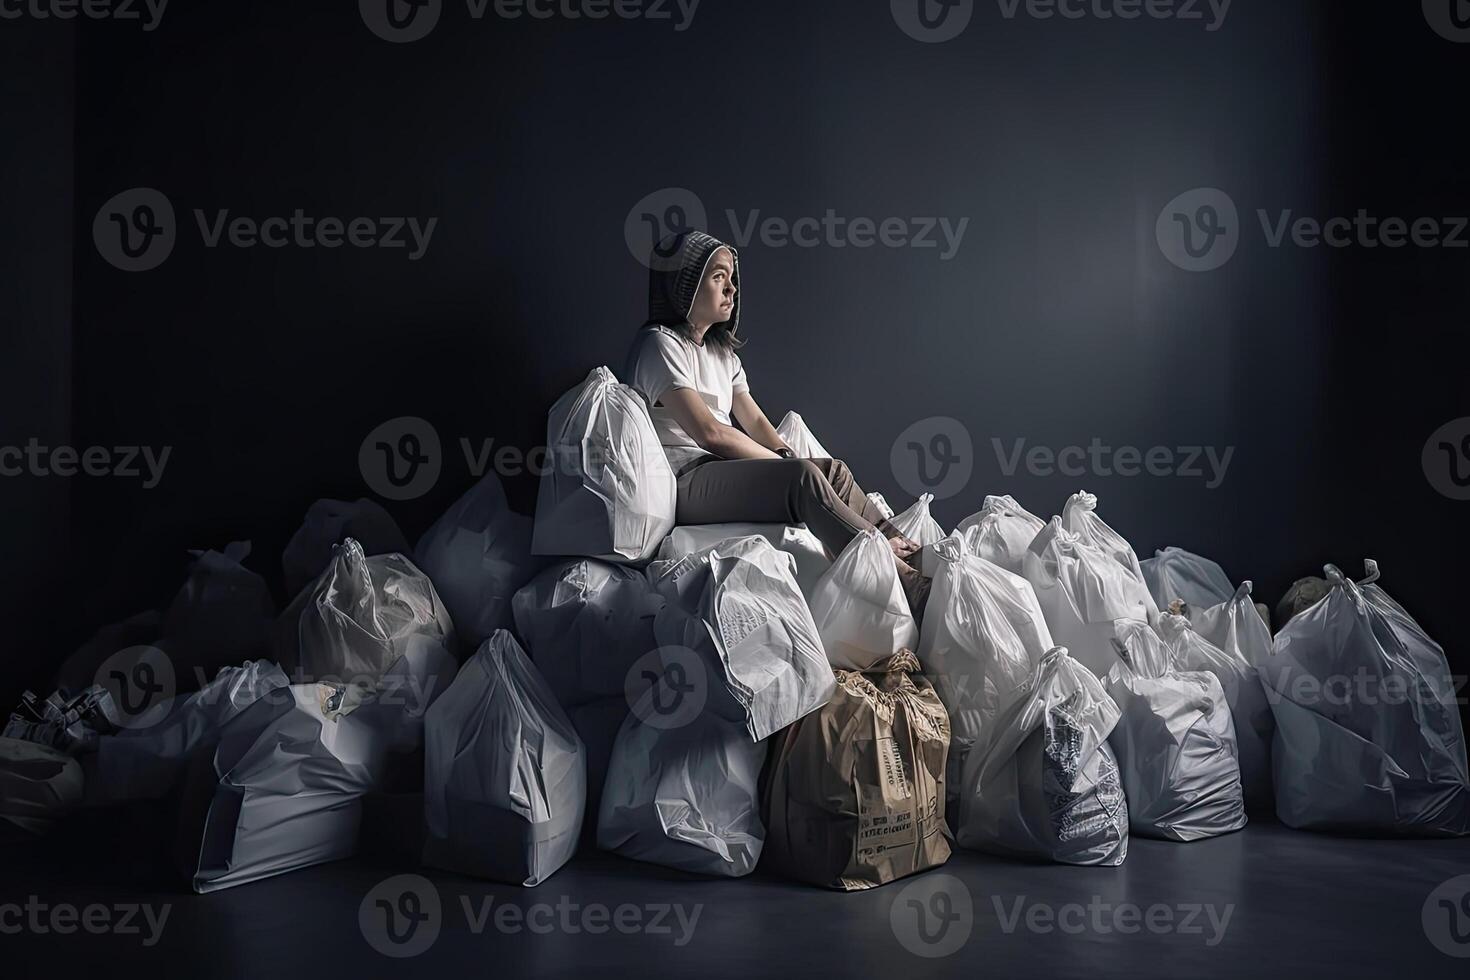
[1108,620,1247,841]
[1022,518,1156,676]
[655,522,830,603]
[776,410,833,460]
[161,542,278,680]
[762,650,950,890]
[1261,562,1469,837]
[808,528,918,670]
[1141,546,1236,616]
[512,559,665,709]
[955,495,1045,575]
[281,498,411,600]
[918,536,1053,804]
[416,472,540,649]
[889,493,947,547]
[955,647,1129,866]
[1158,611,1274,812]
[1192,581,1274,669]
[532,366,676,564]
[0,738,84,839]
[423,631,586,885]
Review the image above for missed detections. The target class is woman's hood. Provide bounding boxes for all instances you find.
[645,230,740,336]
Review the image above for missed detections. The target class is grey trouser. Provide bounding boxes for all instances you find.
[674,457,889,558]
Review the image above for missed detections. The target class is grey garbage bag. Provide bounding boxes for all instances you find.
[185,636,456,892]
[1158,612,1274,812]
[511,559,665,709]
[1261,561,1469,837]
[161,542,277,680]
[1107,620,1246,841]
[0,737,84,839]
[282,498,411,599]
[4,687,119,755]
[1141,546,1236,615]
[423,631,585,885]
[650,535,835,741]
[274,538,454,690]
[1276,575,1331,630]
[955,494,1045,575]
[655,523,830,603]
[598,708,766,877]
[955,647,1128,866]
[416,473,540,649]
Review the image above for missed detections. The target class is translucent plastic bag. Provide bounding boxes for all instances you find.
[1141,546,1236,615]
[423,631,585,885]
[955,647,1129,866]
[162,542,277,677]
[919,536,1053,799]
[1060,493,1152,601]
[1022,518,1156,676]
[1261,561,1469,837]
[512,559,665,709]
[533,366,676,563]
[416,473,539,649]
[776,410,833,460]
[282,498,410,599]
[955,495,1045,575]
[1108,619,1246,841]
[808,528,918,670]
[889,493,947,547]
[1193,581,1275,669]
[655,523,829,602]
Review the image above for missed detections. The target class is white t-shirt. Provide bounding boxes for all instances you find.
[627,325,749,474]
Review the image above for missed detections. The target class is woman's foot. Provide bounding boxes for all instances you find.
[884,529,920,561]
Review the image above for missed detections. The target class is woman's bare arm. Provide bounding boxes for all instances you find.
[660,387,779,460]
[731,391,790,453]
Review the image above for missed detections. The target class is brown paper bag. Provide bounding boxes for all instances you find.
[762,649,950,890]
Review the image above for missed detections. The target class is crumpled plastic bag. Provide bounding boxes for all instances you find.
[762,650,950,890]
[4,687,120,755]
[776,410,833,460]
[919,535,1053,801]
[1261,561,1469,837]
[1192,581,1274,669]
[1158,611,1273,811]
[512,558,665,709]
[274,538,454,693]
[598,709,766,877]
[1107,619,1247,842]
[162,542,277,678]
[955,646,1128,866]
[0,737,84,839]
[1141,546,1236,616]
[282,498,411,600]
[416,472,540,649]
[532,366,676,564]
[1022,517,1156,676]
[889,493,947,547]
[650,535,835,741]
[808,528,918,670]
[955,495,1045,575]
[655,522,829,602]
[423,631,585,885]
[1060,493,1154,612]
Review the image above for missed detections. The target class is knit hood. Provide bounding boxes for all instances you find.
[644,230,740,339]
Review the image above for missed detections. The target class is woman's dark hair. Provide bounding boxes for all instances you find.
[643,231,745,353]
[655,318,743,353]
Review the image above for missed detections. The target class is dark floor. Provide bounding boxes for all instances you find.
[5,817,1470,980]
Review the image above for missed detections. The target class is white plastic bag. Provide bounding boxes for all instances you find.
[416,473,539,649]
[955,647,1129,866]
[1261,561,1469,837]
[1193,581,1274,669]
[889,493,946,547]
[655,523,830,602]
[1060,491,1150,588]
[776,410,832,460]
[1022,518,1156,676]
[919,536,1053,798]
[808,528,918,670]
[866,492,895,521]
[533,366,675,563]
[423,631,585,884]
[275,538,455,689]
[1158,611,1273,811]
[1107,619,1246,841]
[1140,546,1236,615]
[651,536,835,741]
[955,495,1045,575]
[512,559,665,709]
[282,498,410,599]
[598,710,766,877]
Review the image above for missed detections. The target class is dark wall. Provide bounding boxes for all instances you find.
[16,2,1465,700]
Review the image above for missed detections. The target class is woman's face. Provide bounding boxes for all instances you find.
[688,247,736,329]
